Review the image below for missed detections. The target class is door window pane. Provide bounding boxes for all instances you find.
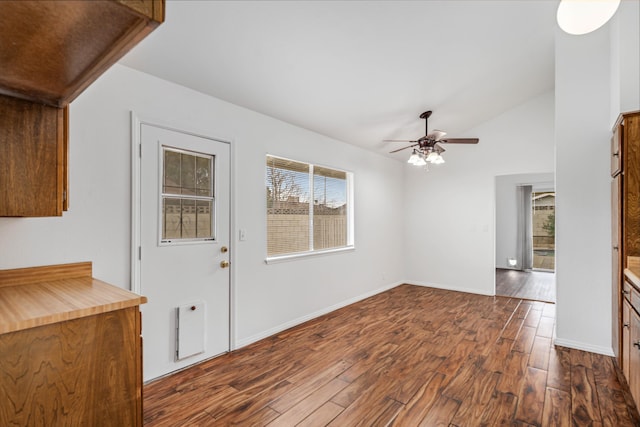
[162,147,215,242]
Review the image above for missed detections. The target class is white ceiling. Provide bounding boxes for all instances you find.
[119,0,557,159]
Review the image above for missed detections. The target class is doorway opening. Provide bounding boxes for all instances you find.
[495,173,556,303]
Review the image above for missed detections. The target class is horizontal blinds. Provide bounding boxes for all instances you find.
[266,156,310,256]
[266,155,350,257]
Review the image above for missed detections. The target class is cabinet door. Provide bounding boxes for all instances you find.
[0,307,142,426]
[629,309,640,409]
[624,298,631,378]
[612,125,622,177]
[0,95,67,216]
[613,176,622,360]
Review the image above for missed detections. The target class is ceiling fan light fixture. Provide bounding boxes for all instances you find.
[425,151,439,163]
[432,154,445,165]
[407,150,422,165]
[557,0,620,35]
[413,156,427,166]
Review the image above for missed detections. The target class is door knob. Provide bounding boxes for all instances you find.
[220,260,230,268]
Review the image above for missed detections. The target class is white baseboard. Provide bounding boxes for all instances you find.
[406,280,495,297]
[553,338,615,357]
[234,281,403,350]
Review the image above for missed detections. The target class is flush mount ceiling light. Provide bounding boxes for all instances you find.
[557,0,621,35]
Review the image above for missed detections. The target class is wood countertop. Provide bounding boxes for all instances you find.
[0,262,146,334]
[626,257,640,290]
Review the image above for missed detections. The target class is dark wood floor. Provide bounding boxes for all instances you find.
[144,285,638,426]
[496,268,556,303]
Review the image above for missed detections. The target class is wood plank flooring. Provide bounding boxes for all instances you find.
[144,285,638,426]
[496,268,556,303]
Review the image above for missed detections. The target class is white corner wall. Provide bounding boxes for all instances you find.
[0,64,405,348]
[403,91,555,295]
[555,27,613,355]
[610,0,640,121]
[495,173,555,270]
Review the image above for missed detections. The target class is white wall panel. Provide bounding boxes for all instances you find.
[403,91,555,295]
[0,64,405,348]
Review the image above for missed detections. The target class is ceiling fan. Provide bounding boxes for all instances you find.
[386,111,479,166]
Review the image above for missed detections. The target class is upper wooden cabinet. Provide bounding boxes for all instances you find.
[0,0,164,107]
[0,0,164,217]
[0,95,68,216]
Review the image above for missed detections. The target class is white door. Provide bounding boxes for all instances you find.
[139,124,230,381]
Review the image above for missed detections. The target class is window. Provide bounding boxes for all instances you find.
[266,155,353,259]
[161,147,214,243]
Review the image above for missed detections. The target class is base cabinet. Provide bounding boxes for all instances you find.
[630,305,640,410]
[0,307,143,426]
[0,262,146,426]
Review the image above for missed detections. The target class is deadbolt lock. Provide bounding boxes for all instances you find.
[221,246,228,253]
[220,260,230,268]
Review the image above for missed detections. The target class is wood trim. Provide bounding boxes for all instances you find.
[63,106,69,211]
[629,256,640,272]
[0,262,92,288]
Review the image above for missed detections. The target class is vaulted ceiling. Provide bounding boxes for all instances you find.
[119,0,557,158]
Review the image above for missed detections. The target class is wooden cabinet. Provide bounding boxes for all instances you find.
[631,303,640,410]
[0,262,146,425]
[621,274,640,410]
[614,112,640,407]
[0,95,68,216]
[0,0,165,107]
[0,0,164,217]
[614,112,640,361]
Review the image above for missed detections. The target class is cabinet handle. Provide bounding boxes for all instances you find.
[623,290,630,295]
[613,245,619,251]
[634,341,640,349]
[624,323,630,329]
[613,152,619,157]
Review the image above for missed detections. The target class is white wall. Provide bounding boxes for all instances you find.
[0,64,405,348]
[555,26,614,355]
[553,3,640,357]
[610,0,640,122]
[404,91,555,295]
[495,173,555,270]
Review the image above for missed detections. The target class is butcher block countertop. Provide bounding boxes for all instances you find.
[626,256,640,290]
[0,262,147,334]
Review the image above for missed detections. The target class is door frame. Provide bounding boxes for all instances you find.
[130,111,236,352]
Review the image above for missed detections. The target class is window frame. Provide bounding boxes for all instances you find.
[265,154,354,263]
[158,145,217,246]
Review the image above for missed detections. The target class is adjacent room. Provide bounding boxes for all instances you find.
[1,0,639,425]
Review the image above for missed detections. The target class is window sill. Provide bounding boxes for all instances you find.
[265,246,355,264]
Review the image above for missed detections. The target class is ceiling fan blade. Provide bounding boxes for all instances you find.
[434,143,446,153]
[427,130,447,141]
[440,138,479,144]
[389,143,418,153]
[384,139,419,143]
